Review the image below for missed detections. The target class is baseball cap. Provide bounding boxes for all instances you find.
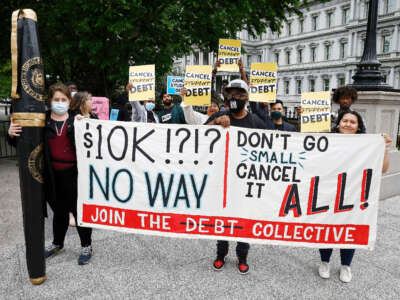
[225,79,249,94]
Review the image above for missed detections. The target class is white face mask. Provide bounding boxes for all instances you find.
[51,101,69,115]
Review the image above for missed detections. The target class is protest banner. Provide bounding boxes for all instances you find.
[218,39,242,72]
[91,97,109,120]
[167,76,185,95]
[75,120,385,249]
[184,65,212,106]
[301,92,331,133]
[249,63,277,103]
[128,65,155,101]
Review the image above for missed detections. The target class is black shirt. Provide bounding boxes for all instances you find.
[274,123,284,131]
[206,111,266,129]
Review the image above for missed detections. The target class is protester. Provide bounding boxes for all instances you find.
[205,79,268,275]
[125,83,159,123]
[110,91,131,121]
[158,91,186,124]
[250,100,296,130]
[70,91,98,119]
[8,83,93,265]
[65,81,78,97]
[318,110,391,283]
[179,87,220,125]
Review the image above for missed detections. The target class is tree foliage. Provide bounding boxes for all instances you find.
[1,0,324,97]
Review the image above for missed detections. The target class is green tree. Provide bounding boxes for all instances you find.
[1,0,325,98]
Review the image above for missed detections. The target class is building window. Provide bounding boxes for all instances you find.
[275,53,280,65]
[323,78,330,91]
[298,49,303,63]
[340,42,348,58]
[296,80,302,94]
[309,79,315,92]
[327,12,333,28]
[343,8,350,24]
[299,19,304,33]
[285,80,290,95]
[385,0,395,14]
[312,16,318,31]
[339,77,345,87]
[203,52,209,65]
[311,47,317,62]
[194,52,199,65]
[325,44,331,60]
[383,36,391,53]
[257,55,262,63]
[383,75,387,83]
[288,22,292,36]
[286,51,291,65]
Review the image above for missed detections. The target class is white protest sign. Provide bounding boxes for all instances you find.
[76,119,384,249]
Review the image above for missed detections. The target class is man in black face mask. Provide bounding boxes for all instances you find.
[269,100,297,131]
[205,79,268,275]
[157,91,186,124]
[206,79,267,130]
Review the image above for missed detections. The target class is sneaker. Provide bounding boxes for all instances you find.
[78,246,93,265]
[213,256,225,271]
[237,257,249,275]
[44,244,64,259]
[339,265,352,283]
[318,262,330,279]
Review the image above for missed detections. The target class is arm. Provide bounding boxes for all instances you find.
[382,133,392,173]
[130,101,146,122]
[179,88,207,125]
[7,118,21,147]
[238,58,248,85]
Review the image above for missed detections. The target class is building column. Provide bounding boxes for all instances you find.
[390,67,395,87]
[393,25,399,54]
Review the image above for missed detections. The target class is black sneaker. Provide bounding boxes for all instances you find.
[237,257,249,275]
[213,256,226,271]
[44,244,64,259]
[78,246,93,265]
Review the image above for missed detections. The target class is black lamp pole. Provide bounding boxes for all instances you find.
[350,0,392,91]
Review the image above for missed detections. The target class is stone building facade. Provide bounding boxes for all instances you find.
[173,0,400,110]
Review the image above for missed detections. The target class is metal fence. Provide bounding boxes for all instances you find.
[0,120,16,159]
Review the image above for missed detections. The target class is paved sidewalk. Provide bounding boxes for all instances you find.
[1,158,400,299]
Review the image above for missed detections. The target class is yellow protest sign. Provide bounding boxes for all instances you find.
[218,39,241,72]
[184,65,212,106]
[249,63,277,103]
[128,65,155,101]
[301,91,331,132]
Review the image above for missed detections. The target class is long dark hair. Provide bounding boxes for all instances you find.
[334,110,366,134]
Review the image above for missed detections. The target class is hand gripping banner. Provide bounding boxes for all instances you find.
[11,9,46,285]
[76,120,385,250]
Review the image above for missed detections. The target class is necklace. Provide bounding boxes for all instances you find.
[55,120,67,136]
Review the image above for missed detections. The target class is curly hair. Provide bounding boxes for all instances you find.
[332,86,358,104]
[47,83,71,105]
[334,110,366,134]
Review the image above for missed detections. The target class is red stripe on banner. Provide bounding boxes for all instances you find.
[82,204,370,245]
[223,131,229,208]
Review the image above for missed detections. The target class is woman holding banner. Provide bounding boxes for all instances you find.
[70,91,98,120]
[318,110,391,283]
[8,83,94,265]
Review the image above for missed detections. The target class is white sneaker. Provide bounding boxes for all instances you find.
[318,262,330,279]
[339,265,352,283]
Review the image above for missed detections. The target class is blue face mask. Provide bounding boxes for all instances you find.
[51,101,69,115]
[145,102,155,111]
[271,111,282,120]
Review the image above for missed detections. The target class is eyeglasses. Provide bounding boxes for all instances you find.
[226,93,248,100]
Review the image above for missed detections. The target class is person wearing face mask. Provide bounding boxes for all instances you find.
[205,79,267,275]
[158,91,186,124]
[8,83,93,265]
[317,110,391,283]
[126,83,159,123]
[269,100,297,131]
[179,87,220,125]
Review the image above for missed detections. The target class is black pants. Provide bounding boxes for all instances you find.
[52,167,92,247]
[217,241,249,258]
[319,249,355,266]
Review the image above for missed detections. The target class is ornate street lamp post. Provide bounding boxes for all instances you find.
[350,0,392,91]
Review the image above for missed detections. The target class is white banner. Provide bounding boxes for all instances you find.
[75,119,385,249]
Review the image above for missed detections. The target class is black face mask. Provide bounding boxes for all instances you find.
[229,98,246,113]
